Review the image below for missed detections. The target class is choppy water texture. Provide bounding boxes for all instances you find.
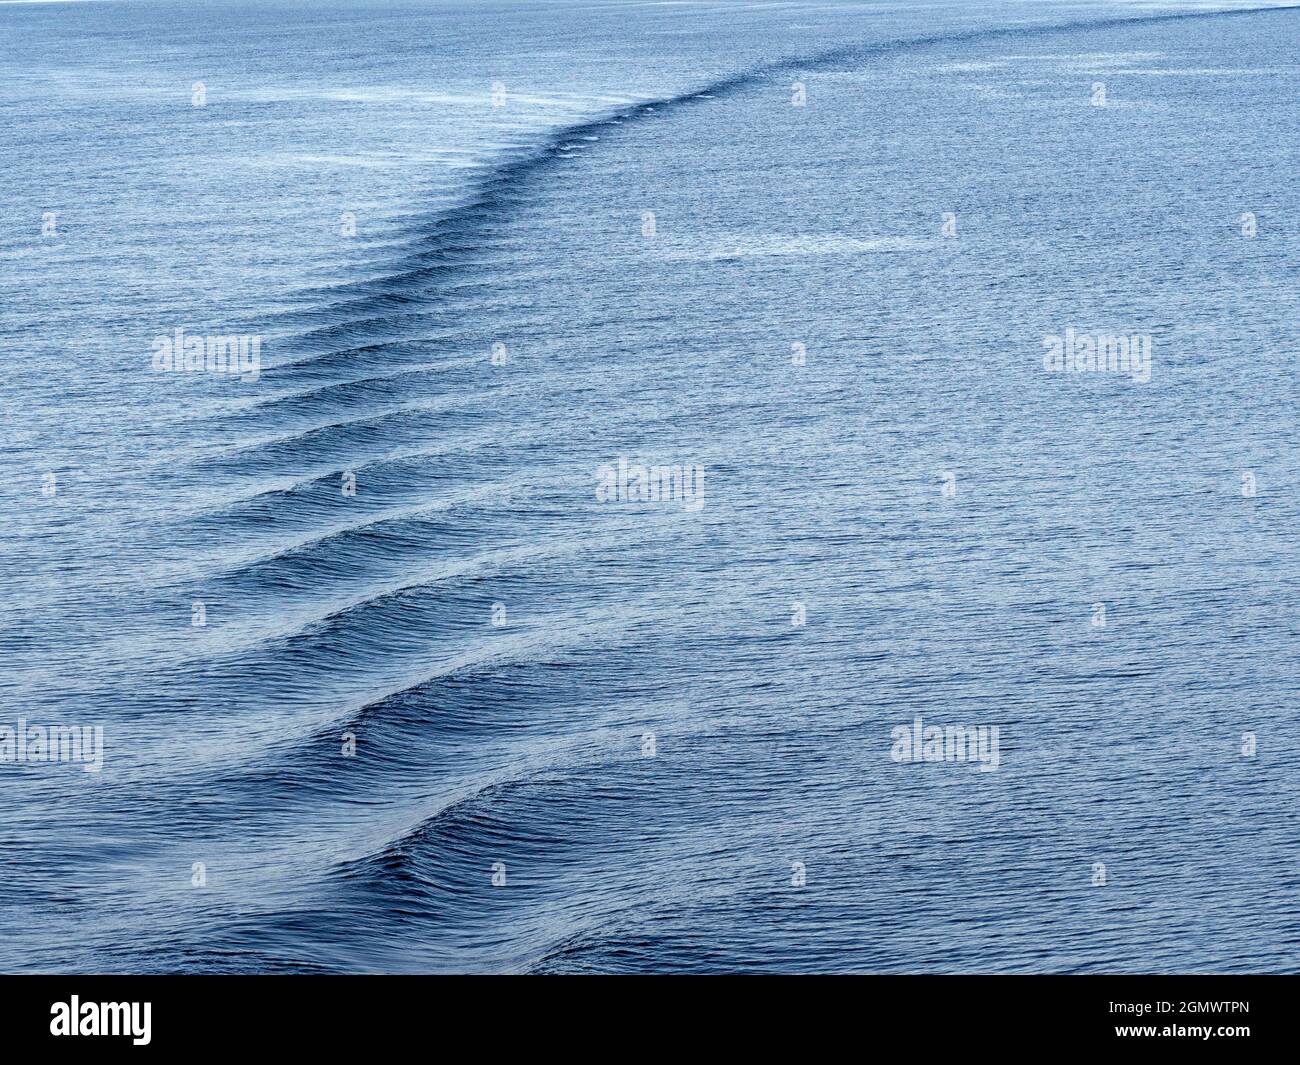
[1,0,1297,974]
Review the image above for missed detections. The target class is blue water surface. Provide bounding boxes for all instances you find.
[0,0,1296,973]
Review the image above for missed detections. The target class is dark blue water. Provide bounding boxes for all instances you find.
[1,0,1297,973]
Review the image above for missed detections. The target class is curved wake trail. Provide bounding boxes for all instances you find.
[236,2,1297,386]
[8,0,1295,975]
[159,3,1300,975]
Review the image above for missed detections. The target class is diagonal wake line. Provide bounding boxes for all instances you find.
[266,2,1298,349]
[188,3,1297,558]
